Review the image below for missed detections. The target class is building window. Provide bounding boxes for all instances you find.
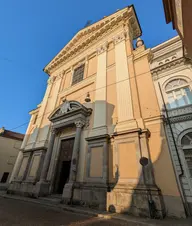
[72,64,85,85]
[165,79,192,109]
[181,132,192,177]
[1,172,9,183]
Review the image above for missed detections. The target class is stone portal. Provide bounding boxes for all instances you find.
[53,138,74,194]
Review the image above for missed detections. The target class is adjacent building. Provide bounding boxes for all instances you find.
[0,127,24,190]
[151,36,192,215]
[162,0,192,59]
[8,6,186,218]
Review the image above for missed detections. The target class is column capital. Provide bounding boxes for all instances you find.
[113,31,127,45]
[75,120,85,128]
[51,127,57,135]
[97,42,108,55]
[47,76,56,85]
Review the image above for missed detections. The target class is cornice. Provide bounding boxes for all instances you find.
[165,114,192,124]
[44,6,141,74]
[151,57,189,80]
[133,48,152,62]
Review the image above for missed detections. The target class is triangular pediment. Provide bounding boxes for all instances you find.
[44,5,141,74]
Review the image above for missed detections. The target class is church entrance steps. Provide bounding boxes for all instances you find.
[39,194,62,204]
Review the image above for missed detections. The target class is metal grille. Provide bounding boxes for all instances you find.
[72,64,85,85]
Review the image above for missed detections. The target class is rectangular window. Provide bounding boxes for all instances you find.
[72,64,85,85]
[1,172,9,183]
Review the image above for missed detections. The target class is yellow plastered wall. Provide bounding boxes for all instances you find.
[65,82,95,104]
[107,43,115,67]
[87,55,97,77]
[148,123,180,196]
[128,59,141,119]
[134,56,160,119]
[118,142,138,179]
[63,71,72,89]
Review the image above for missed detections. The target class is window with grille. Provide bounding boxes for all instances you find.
[165,79,192,109]
[72,64,85,85]
[181,132,192,177]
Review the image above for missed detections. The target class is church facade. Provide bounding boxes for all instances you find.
[8,6,186,218]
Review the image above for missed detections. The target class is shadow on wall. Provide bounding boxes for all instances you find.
[107,120,187,219]
[9,124,50,188]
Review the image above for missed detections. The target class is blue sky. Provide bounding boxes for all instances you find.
[0,0,177,134]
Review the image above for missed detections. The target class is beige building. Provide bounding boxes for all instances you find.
[0,127,24,189]
[162,0,192,59]
[151,36,192,216]
[9,6,186,218]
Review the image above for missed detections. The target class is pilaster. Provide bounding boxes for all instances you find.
[89,42,108,137]
[9,151,23,183]
[113,31,137,132]
[35,128,57,197]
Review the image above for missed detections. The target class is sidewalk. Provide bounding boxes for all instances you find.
[0,191,191,226]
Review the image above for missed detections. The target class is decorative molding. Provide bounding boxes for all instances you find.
[164,105,192,124]
[113,31,127,45]
[51,128,57,135]
[47,76,56,85]
[152,58,188,80]
[168,105,192,117]
[165,114,192,124]
[44,6,141,74]
[97,42,108,55]
[75,120,85,128]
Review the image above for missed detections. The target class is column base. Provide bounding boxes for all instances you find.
[107,184,166,218]
[62,182,108,210]
[35,181,50,197]
[62,182,74,204]
[88,126,108,138]
[115,120,138,132]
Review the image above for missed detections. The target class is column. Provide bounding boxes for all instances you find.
[39,128,56,182]
[90,42,108,137]
[113,31,137,131]
[69,120,85,182]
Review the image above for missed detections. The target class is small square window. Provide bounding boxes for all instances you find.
[1,172,9,183]
[72,64,85,85]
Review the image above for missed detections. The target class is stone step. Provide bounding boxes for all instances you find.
[40,195,62,204]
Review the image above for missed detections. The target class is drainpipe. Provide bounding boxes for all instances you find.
[158,82,189,216]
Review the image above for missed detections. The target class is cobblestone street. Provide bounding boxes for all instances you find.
[0,197,144,226]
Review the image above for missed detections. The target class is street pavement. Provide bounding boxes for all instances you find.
[0,197,143,226]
